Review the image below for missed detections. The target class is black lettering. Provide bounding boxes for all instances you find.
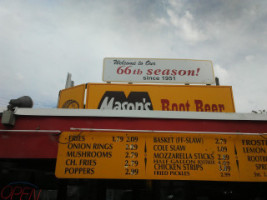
[64,167,95,174]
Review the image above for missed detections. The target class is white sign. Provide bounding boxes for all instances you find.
[103,58,215,84]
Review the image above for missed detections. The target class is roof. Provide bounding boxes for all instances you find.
[8,108,267,121]
[1,108,267,159]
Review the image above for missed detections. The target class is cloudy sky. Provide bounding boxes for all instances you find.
[0,0,266,112]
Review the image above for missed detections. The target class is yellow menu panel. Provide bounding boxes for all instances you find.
[56,132,267,182]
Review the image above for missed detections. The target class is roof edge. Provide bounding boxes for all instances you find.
[8,108,267,121]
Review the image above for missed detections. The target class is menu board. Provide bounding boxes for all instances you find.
[55,132,267,182]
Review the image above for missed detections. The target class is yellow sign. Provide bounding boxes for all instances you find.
[58,85,86,109]
[56,131,267,182]
[86,84,235,112]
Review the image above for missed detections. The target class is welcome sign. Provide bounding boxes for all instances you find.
[103,58,215,84]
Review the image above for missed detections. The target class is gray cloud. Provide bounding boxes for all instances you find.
[0,0,266,112]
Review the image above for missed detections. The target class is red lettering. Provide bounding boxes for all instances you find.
[136,69,143,75]
[195,100,225,112]
[195,100,203,111]
[171,69,177,76]
[161,99,224,112]
[204,104,211,112]
[33,189,42,200]
[21,187,31,200]
[28,188,42,200]
[116,66,124,74]
[172,103,178,111]
[28,189,34,200]
[154,69,161,75]
[162,69,170,75]
[179,104,186,111]
[124,66,131,74]
[0,185,41,200]
[196,68,200,76]
[178,70,186,76]
[146,69,153,75]
[219,104,225,112]
[13,186,23,198]
[161,100,191,111]
[116,66,132,75]
[185,101,190,111]
[187,70,195,76]
[161,99,170,111]
[1,185,12,199]
[212,104,218,112]
[145,69,200,76]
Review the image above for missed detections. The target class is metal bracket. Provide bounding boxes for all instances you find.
[1,110,15,126]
